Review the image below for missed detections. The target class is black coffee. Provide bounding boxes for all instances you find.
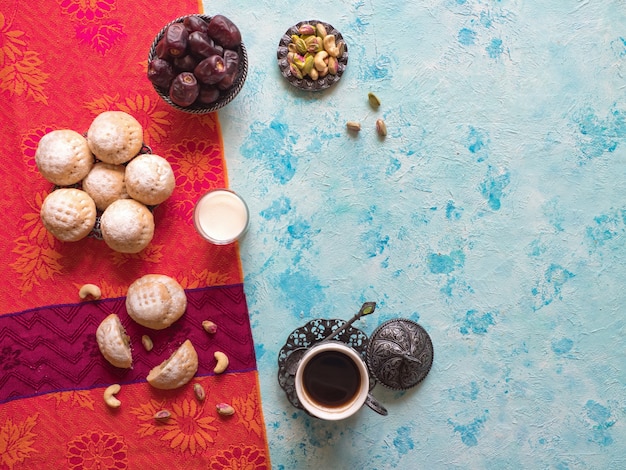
[302,350,361,407]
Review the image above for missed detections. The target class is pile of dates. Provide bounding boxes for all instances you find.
[148,14,242,108]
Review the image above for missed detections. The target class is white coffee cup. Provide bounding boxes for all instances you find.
[295,342,370,420]
[193,189,249,245]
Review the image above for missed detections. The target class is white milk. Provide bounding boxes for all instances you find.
[193,189,249,244]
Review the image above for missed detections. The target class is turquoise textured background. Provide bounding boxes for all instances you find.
[205,0,625,468]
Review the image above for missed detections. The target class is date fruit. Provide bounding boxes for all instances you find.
[147,58,175,89]
[206,14,241,49]
[194,55,226,85]
[163,23,189,57]
[174,54,198,73]
[189,31,222,59]
[183,15,209,34]
[169,72,199,107]
[217,49,239,90]
[198,86,220,105]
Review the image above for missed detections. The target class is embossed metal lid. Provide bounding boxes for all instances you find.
[366,318,434,390]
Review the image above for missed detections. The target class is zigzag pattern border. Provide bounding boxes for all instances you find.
[0,284,256,404]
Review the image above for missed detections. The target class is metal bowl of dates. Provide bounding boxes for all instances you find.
[148,14,248,113]
[277,20,348,92]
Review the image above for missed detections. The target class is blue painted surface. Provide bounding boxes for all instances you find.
[206,0,626,468]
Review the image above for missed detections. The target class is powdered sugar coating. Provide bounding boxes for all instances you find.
[126,274,187,330]
[100,198,154,253]
[125,154,175,205]
[40,188,97,242]
[35,129,94,186]
[87,111,143,164]
[82,162,129,211]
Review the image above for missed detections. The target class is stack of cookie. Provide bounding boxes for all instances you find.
[36,111,175,253]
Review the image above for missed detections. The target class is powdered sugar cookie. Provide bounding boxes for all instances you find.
[40,188,97,242]
[82,162,129,211]
[96,313,132,369]
[126,274,187,330]
[100,199,154,253]
[125,154,175,206]
[86,111,143,164]
[35,129,94,186]
[147,339,198,390]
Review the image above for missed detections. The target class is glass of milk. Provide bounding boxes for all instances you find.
[193,189,250,245]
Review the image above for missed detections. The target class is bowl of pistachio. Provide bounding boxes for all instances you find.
[277,20,348,91]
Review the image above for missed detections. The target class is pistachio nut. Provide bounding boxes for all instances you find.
[202,320,217,334]
[289,63,303,79]
[376,118,387,137]
[305,36,323,53]
[154,410,171,422]
[216,403,235,416]
[294,37,307,54]
[368,92,381,109]
[292,53,306,69]
[298,24,316,36]
[302,54,315,75]
[141,334,154,352]
[346,121,361,132]
[287,43,298,54]
[193,383,206,401]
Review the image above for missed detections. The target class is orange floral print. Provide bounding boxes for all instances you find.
[232,390,265,438]
[169,139,225,195]
[209,445,269,470]
[57,0,116,22]
[0,414,39,470]
[66,430,128,469]
[0,13,49,104]
[21,125,55,175]
[177,268,235,289]
[46,390,95,410]
[131,398,218,455]
[76,20,125,56]
[109,243,164,267]
[10,191,63,295]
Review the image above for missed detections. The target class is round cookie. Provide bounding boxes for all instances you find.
[86,111,143,164]
[147,339,198,390]
[125,154,175,206]
[40,188,97,242]
[35,129,94,186]
[100,199,154,253]
[96,313,132,369]
[82,162,128,211]
[125,274,187,330]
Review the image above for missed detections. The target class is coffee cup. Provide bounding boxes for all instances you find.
[294,341,386,420]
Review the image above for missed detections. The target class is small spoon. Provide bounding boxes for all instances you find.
[285,302,376,375]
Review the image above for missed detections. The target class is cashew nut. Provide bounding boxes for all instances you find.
[323,34,336,53]
[213,351,229,374]
[314,51,328,72]
[103,384,121,408]
[79,283,101,300]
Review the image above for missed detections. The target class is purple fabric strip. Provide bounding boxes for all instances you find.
[0,284,256,404]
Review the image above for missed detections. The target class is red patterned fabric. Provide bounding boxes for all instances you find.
[0,0,270,467]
